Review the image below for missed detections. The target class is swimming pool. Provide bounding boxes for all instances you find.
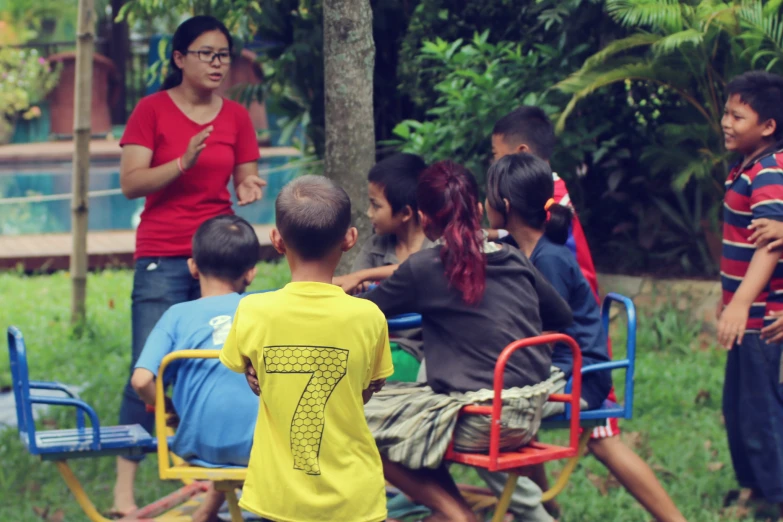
[0,156,302,235]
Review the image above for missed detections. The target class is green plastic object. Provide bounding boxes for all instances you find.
[388,342,421,383]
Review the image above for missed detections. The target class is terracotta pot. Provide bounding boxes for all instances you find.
[216,48,268,133]
[45,51,120,137]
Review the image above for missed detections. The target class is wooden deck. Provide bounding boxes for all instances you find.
[0,225,279,272]
[0,139,301,165]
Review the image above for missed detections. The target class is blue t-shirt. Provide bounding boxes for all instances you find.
[530,236,612,409]
[135,293,258,467]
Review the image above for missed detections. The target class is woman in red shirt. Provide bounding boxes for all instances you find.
[112,15,265,517]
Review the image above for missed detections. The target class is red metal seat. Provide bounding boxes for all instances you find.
[443,333,583,522]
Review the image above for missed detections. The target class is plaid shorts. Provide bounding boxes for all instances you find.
[364,380,554,470]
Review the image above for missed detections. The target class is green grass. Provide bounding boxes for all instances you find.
[0,267,756,521]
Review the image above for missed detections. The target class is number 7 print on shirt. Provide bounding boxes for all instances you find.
[263,346,349,475]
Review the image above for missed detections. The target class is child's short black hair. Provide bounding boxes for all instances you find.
[367,153,427,215]
[276,175,351,260]
[192,215,260,281]
[727,71,783,141]
[492,106,556,161]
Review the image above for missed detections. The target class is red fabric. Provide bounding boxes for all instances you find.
[553,175,599,300]
[121,92,260,258]
[554,174,621,438]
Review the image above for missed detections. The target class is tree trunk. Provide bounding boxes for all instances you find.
[323,0,376,274]
[71,0,96,324]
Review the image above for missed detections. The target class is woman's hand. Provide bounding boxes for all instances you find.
[748,218,783,250]
[236,175,267,206]
[181,126,213,171]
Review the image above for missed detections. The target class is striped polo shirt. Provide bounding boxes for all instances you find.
[722,147,783,331]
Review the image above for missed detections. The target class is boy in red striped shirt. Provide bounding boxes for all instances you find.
[717,71,783,515]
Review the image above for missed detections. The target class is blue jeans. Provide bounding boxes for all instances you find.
[723,333,783,503]
[118,257,200,462]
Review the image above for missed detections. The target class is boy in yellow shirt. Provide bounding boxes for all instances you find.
[220,175,394,522]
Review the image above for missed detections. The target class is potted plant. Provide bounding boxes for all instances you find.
[0,47,61,145]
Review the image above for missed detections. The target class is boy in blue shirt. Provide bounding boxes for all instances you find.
[129,214,261,522]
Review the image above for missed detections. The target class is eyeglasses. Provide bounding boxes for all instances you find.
[187,50,232,64]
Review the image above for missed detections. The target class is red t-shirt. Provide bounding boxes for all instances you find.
[553,173,599,299]
[121,91,260,258]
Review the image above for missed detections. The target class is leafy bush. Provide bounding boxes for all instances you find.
[389,31,646,227]
[554,0,783,275]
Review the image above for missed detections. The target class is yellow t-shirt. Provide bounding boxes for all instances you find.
[220,282,393,522]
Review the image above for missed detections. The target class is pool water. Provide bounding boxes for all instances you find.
[0,156,301,235]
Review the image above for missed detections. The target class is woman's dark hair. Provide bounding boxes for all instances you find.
[192,214,260,281]
[367,153,427,216]
[487,152,572,245]
[417,161,486,305]
[161,15,233,91]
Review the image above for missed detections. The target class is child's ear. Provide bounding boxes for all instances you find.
[342,227,359,252]
[477,201,484,217]
[270,228,286,255]
[244,266,258,286]
[400,204,414,223]
[504,198,511,215]
[187,258,199,280]
[515,143,531,154]
[762,118,777,139]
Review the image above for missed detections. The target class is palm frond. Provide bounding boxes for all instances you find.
[764,0,783,18]
[554,61,699,132]
[651,28,704,56]
[739,2,783,48]
[606,0,684,33]
[581,32,661,70]
[738,2,783,71]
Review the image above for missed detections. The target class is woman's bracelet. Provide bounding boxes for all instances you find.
[176,156,187,174]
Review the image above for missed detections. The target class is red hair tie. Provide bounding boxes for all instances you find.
[544,198,555,220]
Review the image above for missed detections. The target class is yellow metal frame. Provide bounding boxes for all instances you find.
[155,350,248,522]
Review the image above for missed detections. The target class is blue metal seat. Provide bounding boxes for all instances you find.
[7,326,157,461]
[544,292,637,425]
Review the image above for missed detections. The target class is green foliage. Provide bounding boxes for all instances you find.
[397,0,610,113]
[552,0,783,275]
[0,48,61,135]
[0,0,78,44]
[391,32,550,180]
[389,28,638,212]
[116,0,261,41]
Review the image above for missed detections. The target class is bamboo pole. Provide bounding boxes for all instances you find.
[71,0,96,324]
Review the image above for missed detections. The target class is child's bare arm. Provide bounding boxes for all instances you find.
[718,248,782,349]
[749,218,783,250]
[362,378,386,404]
[334,265,399,294]
[130,368,157,405]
